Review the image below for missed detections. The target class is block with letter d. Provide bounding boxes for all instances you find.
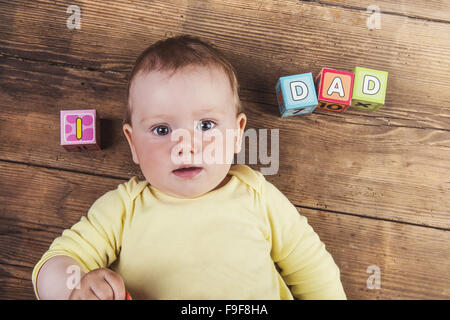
[315,68,355,113]
[351,67,388,111]
[60,109,101,152]
[275,72,318,117]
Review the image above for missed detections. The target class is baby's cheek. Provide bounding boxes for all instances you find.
[139,141,169,167]
[202,136,235,165]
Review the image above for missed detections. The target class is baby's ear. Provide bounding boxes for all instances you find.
[122,124,140,165]
[234,113,247,153]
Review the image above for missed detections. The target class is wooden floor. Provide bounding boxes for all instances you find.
[0,0,449,300]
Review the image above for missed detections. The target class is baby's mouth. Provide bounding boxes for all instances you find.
[172,166,202,173]
[172,166,203,178]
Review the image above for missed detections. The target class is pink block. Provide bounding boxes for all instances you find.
[60,109,101,152]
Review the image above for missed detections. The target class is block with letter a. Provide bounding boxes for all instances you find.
[315,68,355,113]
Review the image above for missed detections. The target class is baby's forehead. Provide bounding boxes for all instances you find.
[134,64,228,85]
[130,65,235,121]
[131,65,232,99]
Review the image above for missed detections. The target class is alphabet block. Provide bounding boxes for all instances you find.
[60,109,101,151]
[315,68,355,113]
[351,67,388,111]
[275,72,318,117]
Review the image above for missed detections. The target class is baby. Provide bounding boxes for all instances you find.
[32,35,346,300]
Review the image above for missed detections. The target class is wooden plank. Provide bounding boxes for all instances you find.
[1,55,449,229]
[0,0,449,130]
[0,161,448,299]
[312,0,450,23]
[0,263,35,300]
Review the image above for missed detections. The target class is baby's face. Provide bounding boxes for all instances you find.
[123,65,246,198]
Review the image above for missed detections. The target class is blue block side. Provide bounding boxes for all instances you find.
[279,73,318,110]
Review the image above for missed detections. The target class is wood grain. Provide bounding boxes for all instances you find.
[313,0,450,22]
[0,161,448,300]
[0,264,35,300]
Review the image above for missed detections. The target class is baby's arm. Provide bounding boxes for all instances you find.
[36,255,84,299]
[263,180,346,299]
[33,186,129,299]
[36,255,126,300]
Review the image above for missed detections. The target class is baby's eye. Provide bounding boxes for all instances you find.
[198,120,216,131]
[151,125,171,136]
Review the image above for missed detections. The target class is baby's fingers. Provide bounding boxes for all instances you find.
[103,270,126,300]
[90,279,115,300]
[69,286,100,300]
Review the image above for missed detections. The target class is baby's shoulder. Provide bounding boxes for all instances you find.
[229,164,266,193]
[230,165,288,202]
[117,176,149,202]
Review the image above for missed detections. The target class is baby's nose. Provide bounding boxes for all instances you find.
[177,140,201,155]
[171,128,203,161]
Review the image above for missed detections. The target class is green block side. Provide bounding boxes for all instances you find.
[351,99,382,111]
[352,67,388,105]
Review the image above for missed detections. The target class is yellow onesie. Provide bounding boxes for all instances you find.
[32,164,346,300]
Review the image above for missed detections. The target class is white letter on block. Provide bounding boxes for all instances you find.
[290,81,308,101]
[363,75,380,95]
[327,77,345,97]
[66,5,81,30]
[366,265,381,289]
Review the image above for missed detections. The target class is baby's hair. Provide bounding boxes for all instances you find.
[124,34,243,126]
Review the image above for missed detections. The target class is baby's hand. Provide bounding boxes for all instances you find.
[69,268,126,300]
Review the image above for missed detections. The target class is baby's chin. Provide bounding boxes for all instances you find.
[147,174,229,199]
[169,189,209,199]
[153,183,216,199]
